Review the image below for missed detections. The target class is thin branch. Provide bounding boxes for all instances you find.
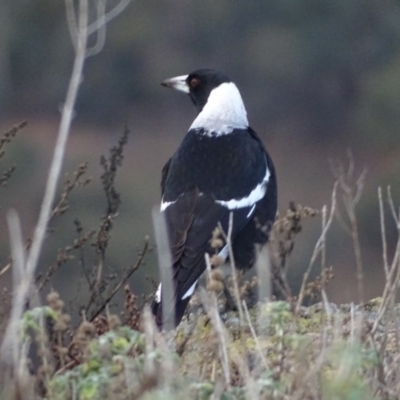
[334,155,366,304]
[1,0,130,373]
[0,263,10,278]
[295,181,338,315]
[353,168,367,206]
[203,254,231,386]
[25,0,89,290]
[320,204,327,285]
[152,207,174,331]
[387,186,400,226]
[87,0,131,35]
[372,188,400,334]
[65,0,78,50]
[347,183,365,304]
[1,1,89,367]
[378,187,390,279]
[242,300,268,369]
[255,245,271,304]
[218,212,245,328]
[85,0,107,58]
[2,210,26,368]
[90,240,149,321]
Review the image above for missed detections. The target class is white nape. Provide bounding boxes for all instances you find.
[190,82,248,136]
[216,165,270,209]
[181,280,198,299]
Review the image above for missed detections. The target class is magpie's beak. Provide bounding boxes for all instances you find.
[161,75,189,93]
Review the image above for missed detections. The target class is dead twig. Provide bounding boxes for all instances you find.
[203,253,231,386]
[89,239,149,321]
[295,181,338,315]
[332,152,366,304]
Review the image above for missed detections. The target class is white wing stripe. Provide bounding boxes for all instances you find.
[247,204,256,218]
[155,283,162,303]
[215,165,270,210]
[181,280,198,300]
[218,245,229,262]
[155,280,198,302]
[160,198,176,211]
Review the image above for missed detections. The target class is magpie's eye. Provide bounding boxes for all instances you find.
[189,78,200,89]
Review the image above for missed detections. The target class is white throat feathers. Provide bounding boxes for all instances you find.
[190,82,248,136]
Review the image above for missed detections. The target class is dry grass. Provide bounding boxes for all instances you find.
[1,2,400,399]
[0,121,399,400]
[1,171,398,399]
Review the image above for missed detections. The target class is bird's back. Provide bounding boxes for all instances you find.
[163,128,267,202]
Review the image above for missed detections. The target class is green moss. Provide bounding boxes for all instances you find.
[363,297,383,312]
[321,340,379,400]
[297,311,325,334]
[29,299,398,399]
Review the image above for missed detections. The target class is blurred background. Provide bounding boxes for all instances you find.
[1,0,400,309]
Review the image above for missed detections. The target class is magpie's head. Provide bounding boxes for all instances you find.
[162,69,232,112]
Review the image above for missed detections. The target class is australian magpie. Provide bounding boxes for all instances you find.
[151,69,277,329]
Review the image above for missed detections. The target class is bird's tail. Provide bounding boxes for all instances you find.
[151,296,191,330]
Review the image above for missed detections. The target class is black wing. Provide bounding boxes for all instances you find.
[154,189,253,328]
[164,190,252,301]
[161,158,171,195]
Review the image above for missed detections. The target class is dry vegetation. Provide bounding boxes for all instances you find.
[2,2,400,399]
[1,119,400,399]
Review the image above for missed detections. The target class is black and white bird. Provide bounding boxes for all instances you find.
[152,69,277,329]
